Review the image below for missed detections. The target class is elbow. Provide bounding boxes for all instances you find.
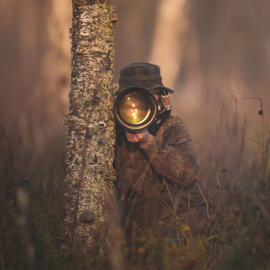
[175,157,198,185]
[177,166,197,180]
[186,155,198,175]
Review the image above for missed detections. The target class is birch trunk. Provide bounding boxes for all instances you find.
[64,0,117,259]
[148,0,188,90]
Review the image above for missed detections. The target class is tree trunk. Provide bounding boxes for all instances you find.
[64,0,118,260]
[148,0,188,90]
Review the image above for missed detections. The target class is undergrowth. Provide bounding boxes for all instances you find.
[0,98,269,270]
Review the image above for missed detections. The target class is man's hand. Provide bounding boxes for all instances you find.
[125,128,153,147]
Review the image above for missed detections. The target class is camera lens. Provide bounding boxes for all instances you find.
[118,92,150,125]
[115,87,158,130]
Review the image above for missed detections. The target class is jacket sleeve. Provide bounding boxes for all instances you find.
[141,121,198,186]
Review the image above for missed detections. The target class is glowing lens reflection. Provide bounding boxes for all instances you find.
[118,92,150,125]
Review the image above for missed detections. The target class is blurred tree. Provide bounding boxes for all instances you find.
[149,0,188,90]
[64,0,118,261]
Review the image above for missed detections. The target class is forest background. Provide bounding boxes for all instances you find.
[0,0,270,269]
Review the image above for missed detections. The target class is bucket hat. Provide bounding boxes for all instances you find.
[119,62,174,94]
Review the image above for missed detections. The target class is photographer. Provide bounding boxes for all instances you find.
[115,62,208,251]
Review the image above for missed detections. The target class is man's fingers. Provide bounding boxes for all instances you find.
[126,129,150,144]
[126,132,131,141]
[126,132,138,143]
[126,132,135,142]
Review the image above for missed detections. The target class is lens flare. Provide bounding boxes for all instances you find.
[118,92,150,125]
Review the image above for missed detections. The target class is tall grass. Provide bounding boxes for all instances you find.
[0,98,269,269]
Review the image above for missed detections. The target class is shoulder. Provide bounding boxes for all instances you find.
[160,115,192,142]
[156,115,191,141]
[163,115,188,129]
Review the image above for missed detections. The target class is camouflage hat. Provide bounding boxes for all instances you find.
[119,62,174,94]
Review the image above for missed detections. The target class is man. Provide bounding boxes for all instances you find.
[115,62,208,252]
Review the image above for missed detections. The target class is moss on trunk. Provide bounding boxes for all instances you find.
[64,1,118,259]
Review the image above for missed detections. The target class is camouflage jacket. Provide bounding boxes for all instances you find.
[115,115,206,210]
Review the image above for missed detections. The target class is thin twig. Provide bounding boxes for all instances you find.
[125,217,146,237]
[196,183,213,215]
[145,181,177,218]
[242,97,266,186]
[127,173,144,201]
[216,174,221,190]
[54,167,59,210]
[245,137,267,148]
[206,185,213,212]
[244,194,263,213]
[176,228,182,247]
[243,219,263,234]
[178,226,191,246]
[43,166,50,213]
[124,214,170,243]
[162,176,175,209]
[237,203,246,233]
[255,211,261,226]
[188,192,190,212]
[190,212,198,228]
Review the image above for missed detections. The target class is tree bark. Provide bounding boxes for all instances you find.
[64,0,117,260]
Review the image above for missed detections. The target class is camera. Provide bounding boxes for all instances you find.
[114,86,158,131]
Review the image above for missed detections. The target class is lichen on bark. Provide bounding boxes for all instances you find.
[64,1,118,259]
